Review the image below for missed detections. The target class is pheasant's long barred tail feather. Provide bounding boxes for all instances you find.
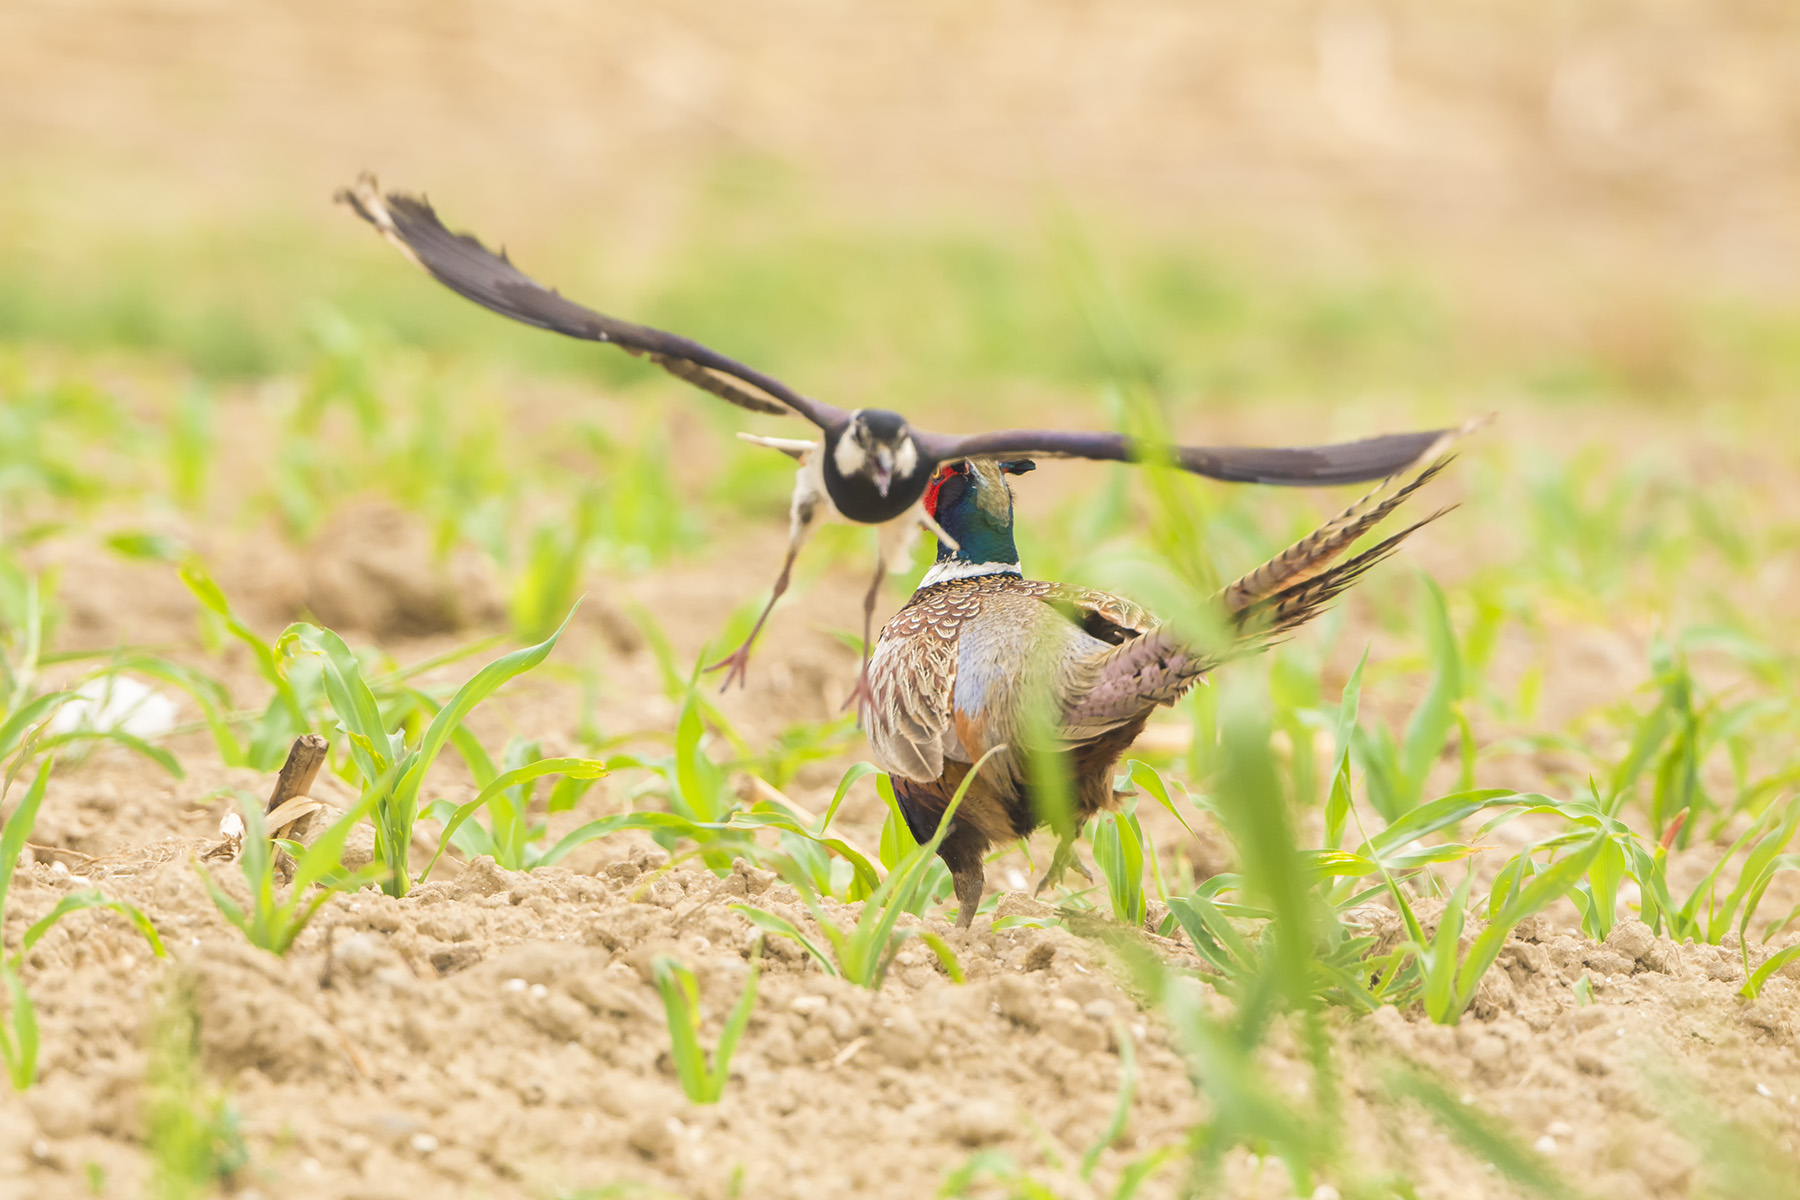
[1233,506,1455,649]
[1065,441,1462,729]
[1219,454,1453,614]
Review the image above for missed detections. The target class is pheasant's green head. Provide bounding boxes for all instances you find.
[918,459,1035,586]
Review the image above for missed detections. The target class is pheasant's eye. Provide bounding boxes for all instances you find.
[922,462,965,517]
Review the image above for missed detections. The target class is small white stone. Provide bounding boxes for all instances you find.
[1547,1121,1575,1138]
[1460,1093,1475,1105]
[410,1133,438,1155]
[300,1157,321,1176]
[1312,1186,1342,1200]
[1534,1135,1557,1154]
[528,983,548,1000]
[1756,1083,1774,1098]
[502,977,527,994]
[790,995,827,1015]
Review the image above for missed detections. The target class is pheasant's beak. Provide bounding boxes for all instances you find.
[872,448,895,498]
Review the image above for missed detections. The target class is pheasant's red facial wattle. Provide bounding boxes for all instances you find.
[921,461,966,518]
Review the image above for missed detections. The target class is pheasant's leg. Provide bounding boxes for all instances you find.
[1033,829,1094,897]
[706,469,821,691]
[952,863,985,929]
[939,822,988,929]
[840,554,886,719]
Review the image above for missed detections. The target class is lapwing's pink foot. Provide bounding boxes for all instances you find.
[841,662,877,722]
[704,644,757,693]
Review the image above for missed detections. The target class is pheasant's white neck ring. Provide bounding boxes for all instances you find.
[919,559,1022,588]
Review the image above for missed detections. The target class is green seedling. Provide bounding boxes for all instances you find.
[425,744,611,875]
[1092,806,1147,927]
[282,613,573,896]
[166,381,214,508]
[146,983,249,1200]
[512,501,596,645]
[1352,577,1472,821]
[181,560,314,770]
[733,749,1008,987]
[1397,822,1606,1026]
[195,789,386,955]
[650,947,760,1104]
[1601,630,1800,843]
[1080,1022,1141,1181]
[868,771,951,912]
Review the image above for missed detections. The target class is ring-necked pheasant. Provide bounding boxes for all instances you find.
[339,175,1464,692]
[864,444,1456,926]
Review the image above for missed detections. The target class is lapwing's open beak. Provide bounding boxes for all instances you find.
[872,449,895,498]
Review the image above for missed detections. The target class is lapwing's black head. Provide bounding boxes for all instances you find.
[823,408,938,523]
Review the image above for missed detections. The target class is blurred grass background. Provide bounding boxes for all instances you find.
[5,0,1800,410]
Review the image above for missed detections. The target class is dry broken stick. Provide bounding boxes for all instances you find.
[263,734,329,881]
[202,734,331,871]
[264,734,329,838]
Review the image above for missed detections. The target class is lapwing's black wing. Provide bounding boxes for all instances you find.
[337,175,849,429]
[913,425,1465,487]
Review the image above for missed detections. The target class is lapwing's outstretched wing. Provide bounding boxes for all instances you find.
[343,175,1477,492]
[336,175,849,428]
[913,425,1466,488]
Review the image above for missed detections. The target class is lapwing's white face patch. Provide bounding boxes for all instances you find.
[893,436,919,481]
[834,429,869,478]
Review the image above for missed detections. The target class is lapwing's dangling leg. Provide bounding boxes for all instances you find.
[707,461,822,691]
[841,554,887,719]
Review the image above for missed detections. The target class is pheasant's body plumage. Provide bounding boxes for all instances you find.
[865,450,1458,925]
[868,573,1164,916]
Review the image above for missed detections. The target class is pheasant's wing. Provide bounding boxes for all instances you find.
[1037,585,1158,642]
[338,176,847,427]
[912,426,1461,487]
